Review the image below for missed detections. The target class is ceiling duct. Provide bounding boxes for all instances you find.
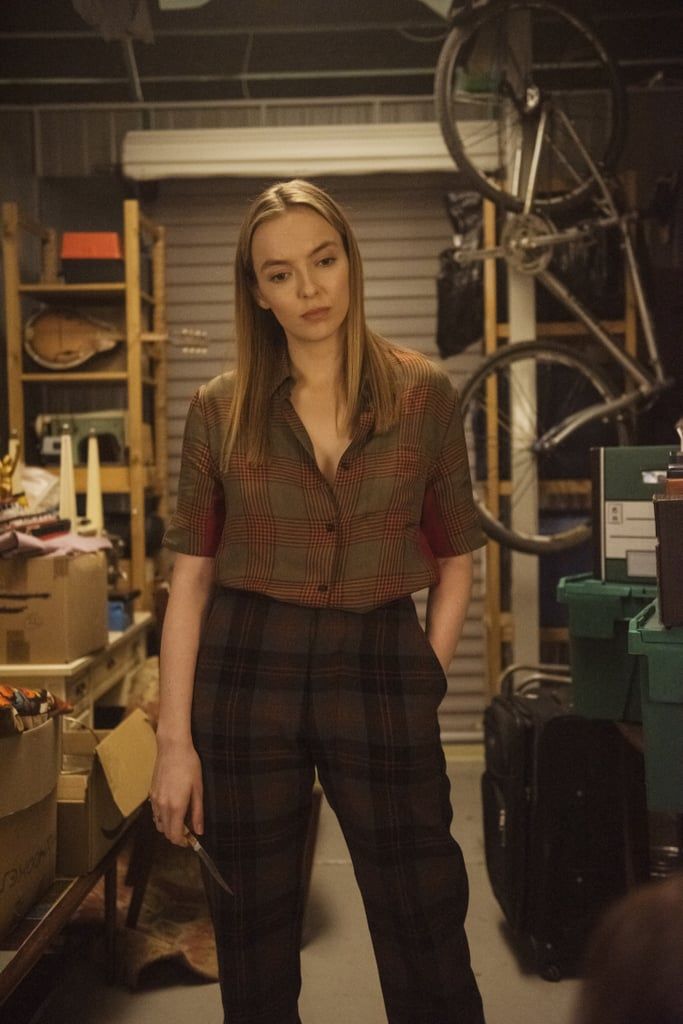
[158,0,211,7]
[121,122,466,179]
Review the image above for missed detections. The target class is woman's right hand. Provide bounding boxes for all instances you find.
[149,738,204,846]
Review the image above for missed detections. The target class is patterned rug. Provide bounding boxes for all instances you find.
[65,656,219,990]
[68,841,219,990]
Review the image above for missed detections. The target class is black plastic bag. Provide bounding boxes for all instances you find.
[436,191,484,358]
[538,219,625,322]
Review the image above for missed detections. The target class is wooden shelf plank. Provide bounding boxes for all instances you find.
[19,282,126,298]
[22,371,129,382]
[18,283,155,306]
[540,627,570,643]
[21,372,157,385]
[494,479,592,497]
[496,319,626,339]
[41,464,157,492]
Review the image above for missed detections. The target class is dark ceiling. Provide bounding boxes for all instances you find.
[0,0,681,107]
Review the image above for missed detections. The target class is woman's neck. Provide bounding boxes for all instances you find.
[286,336,344,393]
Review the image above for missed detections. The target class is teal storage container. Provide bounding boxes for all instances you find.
[557,573,657,721]
[628,600,683,813]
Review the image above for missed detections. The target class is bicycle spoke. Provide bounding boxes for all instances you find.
[510,476,539,514]
[507,371,541,431]
[451,90,501,108]
[452,120,502,149]
[543,127,585,187]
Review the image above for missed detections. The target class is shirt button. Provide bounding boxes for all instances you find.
[318,584,329,593]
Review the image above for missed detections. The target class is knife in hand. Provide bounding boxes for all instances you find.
[183,825,234,895]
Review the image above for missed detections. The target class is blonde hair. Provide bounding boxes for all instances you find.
[223,179,400,467]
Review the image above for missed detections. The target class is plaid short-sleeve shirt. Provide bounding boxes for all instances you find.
[163,346,485,612]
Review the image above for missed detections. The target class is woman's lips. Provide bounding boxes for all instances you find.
[302,307,330,321]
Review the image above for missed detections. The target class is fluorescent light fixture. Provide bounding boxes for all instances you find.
[158,0,211,8]
[121,122,482,180]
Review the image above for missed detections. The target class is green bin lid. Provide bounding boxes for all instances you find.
[557,574,657,639]
[629,600,683,647]
[628,600,683,703]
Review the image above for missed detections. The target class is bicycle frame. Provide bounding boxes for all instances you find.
[453,96,671,451]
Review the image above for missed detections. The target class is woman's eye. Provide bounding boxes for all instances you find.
[269,271,289,283]
[318,256,336,267]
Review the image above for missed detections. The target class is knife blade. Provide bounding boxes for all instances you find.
[183,826,234,895]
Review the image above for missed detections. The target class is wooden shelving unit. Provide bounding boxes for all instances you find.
[481,189,637,694]
[2,199,168,611]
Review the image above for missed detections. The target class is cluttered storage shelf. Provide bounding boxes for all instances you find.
[2,200,168,611]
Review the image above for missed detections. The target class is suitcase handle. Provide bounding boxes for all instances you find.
[498,662,571,700]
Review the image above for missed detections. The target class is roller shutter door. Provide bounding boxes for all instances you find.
[153,172,486,740]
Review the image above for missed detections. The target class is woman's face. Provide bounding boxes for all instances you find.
[250,206,350,353]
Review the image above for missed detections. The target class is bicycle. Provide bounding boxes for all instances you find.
[434,0,673,553]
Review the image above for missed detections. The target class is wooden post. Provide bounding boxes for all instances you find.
[41,227,59,283]
[124,199,147,610]
[2,203,25,449]
[152,224,168,523]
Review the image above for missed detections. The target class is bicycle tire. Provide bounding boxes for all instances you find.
[435,0,626,214]
[459,339,632,553]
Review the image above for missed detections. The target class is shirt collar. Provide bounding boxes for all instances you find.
[269,346,373,422]
[267,349,294,402]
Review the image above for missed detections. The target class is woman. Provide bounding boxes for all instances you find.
[150,179,487,1024]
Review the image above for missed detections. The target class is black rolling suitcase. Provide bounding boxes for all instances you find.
[481,671,649,980]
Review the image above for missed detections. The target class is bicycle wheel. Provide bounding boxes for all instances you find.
[459,340,632,553]
[435,0,626,214]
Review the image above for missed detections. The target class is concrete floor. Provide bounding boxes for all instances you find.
[35,752,581,1024]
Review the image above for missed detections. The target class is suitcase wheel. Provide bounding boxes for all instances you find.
[540,963,562,983]
[533,940,564,982]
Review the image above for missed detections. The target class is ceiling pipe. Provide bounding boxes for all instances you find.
[0,20,444,41]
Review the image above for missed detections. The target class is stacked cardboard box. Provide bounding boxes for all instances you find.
[0,717,61,940]
[0,551,108,664]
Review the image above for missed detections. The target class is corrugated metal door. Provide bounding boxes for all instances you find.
[152,172,486,740]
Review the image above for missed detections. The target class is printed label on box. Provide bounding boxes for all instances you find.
[604,500,656,562]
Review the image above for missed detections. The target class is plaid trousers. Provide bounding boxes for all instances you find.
[192,588,486,1024]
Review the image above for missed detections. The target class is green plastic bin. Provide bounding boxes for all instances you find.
[629,600,683,813]
[557,574,657,721]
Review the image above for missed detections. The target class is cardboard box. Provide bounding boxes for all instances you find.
[0,717,61,940]
[57,709,157,876]
[0,551,108,664]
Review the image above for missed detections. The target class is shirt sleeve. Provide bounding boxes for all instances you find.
[162,387,225,557]
[420,380,486,557]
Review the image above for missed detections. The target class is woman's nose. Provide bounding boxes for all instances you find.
[297,269,319,298]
